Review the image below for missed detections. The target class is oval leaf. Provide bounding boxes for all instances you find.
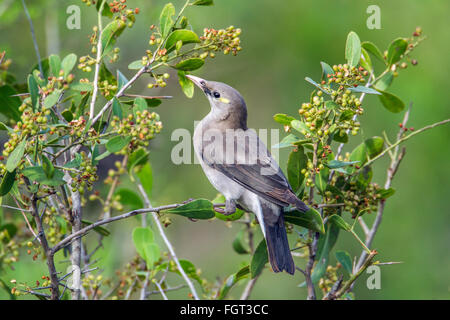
[165,30,200,52]
[250,239,268,278]
[284,208,325,234]
[387,38,408,65]
[345,31,361,67]
[174,58,204,71]
[378,91,405,113]
[166,199,215,219]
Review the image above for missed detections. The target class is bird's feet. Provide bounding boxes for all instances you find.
[214,199,236,216]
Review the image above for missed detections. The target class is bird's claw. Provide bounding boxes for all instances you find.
[214,206,235,216]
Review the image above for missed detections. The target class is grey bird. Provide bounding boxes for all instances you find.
[187,75,309,275]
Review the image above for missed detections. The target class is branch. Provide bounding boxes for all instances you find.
[359,118,450,172]
[90,0,191,127]
[31,195,60,300]
[240,275,260,300]
[326,250,377,300]
[21,0,42,76]
[137,183,200,301]
[89,0,106,121]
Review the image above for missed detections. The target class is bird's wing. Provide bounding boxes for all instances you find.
[200,128,307,210]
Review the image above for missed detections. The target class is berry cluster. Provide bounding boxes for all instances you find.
[69,151,98,195]
[319,263,342,295]
[68,116,87,138]
[147,72,170,89]
[110,110,162,152]
[200,26,242,56]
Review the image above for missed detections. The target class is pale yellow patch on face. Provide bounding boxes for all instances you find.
[219,97,230,104]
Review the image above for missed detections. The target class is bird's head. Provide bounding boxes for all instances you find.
[186,75,247,123]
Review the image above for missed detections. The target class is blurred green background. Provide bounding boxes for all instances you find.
[0,0,449,299]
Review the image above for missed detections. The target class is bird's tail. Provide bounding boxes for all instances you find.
[262,204,295,275]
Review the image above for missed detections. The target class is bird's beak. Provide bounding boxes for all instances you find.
[186,75,211,96]
[186,75,205,88]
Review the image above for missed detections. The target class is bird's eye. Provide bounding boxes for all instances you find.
[213,91,221,98]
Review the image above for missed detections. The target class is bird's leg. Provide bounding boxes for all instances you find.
[214,199,237,216]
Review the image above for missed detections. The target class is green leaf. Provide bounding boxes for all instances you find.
[174,58,204,71]
[0,122,12,132]
[345,31,361,67]
[81,219,111,236]
[284,208,325,234]
[232,229,250,254]
[309,223,340,284]
[360,47,373,73]
[374,71,394,91]
[61,110,73,122]
[333,130,348,143]
[6,140,26,172]
[132,227,160,268]
[27,74,39,111]
[43,90,61,108]
[365,136,384,158]
[325,101,339,110]
[61,53,77,77]
[272,134,303,149]
[192,0,214,5]
[142,243,160,268]
[22,166,65,186]
[349,136,384,168]
[320,61,334,79]
[0,278,16,300]
[348,85,381,95]
[166,199,215,219]
[378,90,405,113]
[0,85,21,121]
[0,169,16,196]
[287,146,307,193]
[117,69,128,90]
[115,188,143,210]
[159,3,175,38]
[71,83,93,92]
[112,98,123,119]
[178,71,194,98]
[136,163,153,198]
[105,135,132,153]
[165,30,200,52]
[101,19,126,56]
[96,0,113,18]
[218,265,250,300]
[49,54,61,76]
[325,160,359,169]
[387,38,408,65]
[328,214,351,231]
[315,167,329,195]
[377,187,395,199]
[157,259,203,286]
[291,120,310,135]
[128,60,144,70]
[127,148,149,175]
[361,41,385,63]
[41,155,55,178]
[273,113,295,126]
[251,239,268,278]
[335,250,352,273]
[304,77,323,91]
[64,153,82,168]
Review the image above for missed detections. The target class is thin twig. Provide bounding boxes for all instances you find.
[89,0,105,121]
[137,183,200,300]
[240,275,260,300]
[21,0,42,75]
[329,250,377,300]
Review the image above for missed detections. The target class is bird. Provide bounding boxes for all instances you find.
[186,75,310,275]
